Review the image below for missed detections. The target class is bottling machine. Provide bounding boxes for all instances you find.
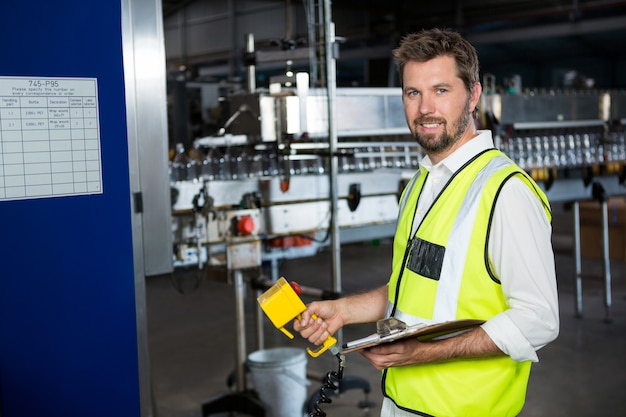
[482,87,626,321]
[170,82,626,321]
[170,83,417,272]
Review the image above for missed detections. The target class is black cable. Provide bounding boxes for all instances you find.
[309,353,345,417]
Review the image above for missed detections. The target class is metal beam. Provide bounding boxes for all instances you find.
[466,15,626,44]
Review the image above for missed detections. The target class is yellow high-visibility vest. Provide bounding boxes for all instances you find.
[384,149,551,417]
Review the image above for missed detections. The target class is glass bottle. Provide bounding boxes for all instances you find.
[170,143,189,183]
[188,145,203,182]
[201,148,215,180]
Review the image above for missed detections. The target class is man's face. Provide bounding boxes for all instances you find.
[401,55,480,162]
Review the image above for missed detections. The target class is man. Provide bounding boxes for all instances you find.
[294,28,559,417]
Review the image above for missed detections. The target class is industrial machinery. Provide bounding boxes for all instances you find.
[171,82,626,320]
[481,85,626,321]
[170,83,417,272]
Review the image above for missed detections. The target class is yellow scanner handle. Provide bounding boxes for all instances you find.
[307,334,338,357]
[281,313,336,356]
[303,313,337,358]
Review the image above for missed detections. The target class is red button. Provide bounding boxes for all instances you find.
[289,281,303,296]
[237,216,255,235]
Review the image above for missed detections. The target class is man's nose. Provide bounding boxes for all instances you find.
[419,94,435,115]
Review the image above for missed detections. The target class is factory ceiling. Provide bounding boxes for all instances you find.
[161,0,626,34]
[325,0,626,64]
[160,0,626,87]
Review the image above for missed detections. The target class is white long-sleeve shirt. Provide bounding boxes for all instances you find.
[414,130,559,362]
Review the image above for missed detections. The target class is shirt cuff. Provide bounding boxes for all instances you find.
[482,313,538,362]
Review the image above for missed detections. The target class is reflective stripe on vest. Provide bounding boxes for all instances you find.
[432,155,511,321]
[387,153,511,324]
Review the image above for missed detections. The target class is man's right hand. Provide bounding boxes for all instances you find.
[293,285,389,346]
[293,300,343,346]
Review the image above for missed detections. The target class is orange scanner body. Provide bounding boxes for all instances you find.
[257,277,337,358]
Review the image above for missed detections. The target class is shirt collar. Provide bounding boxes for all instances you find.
[419,130,494,174]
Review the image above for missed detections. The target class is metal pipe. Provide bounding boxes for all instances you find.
[173,190,395,217]
[252,277,341,300]
[255,192,393,208]
[323,0,343,345]
[233,270,247,390]
[255,289,265,351]
[285,0,292,41]
[227,0,235,79]
[573,201,583,318]
[305,0,318,87]
[599,199,612,322]
[245,33,256,94]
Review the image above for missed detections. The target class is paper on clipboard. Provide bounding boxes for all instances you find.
[341,318,485,354]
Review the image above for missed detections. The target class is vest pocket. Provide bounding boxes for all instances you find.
[406,237,445,280]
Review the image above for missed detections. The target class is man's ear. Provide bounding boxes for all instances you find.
[469,82,482,113]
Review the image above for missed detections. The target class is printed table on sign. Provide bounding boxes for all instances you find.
[0,77,102,201]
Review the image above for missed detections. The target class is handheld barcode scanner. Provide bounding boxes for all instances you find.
[257,277,340,358]
[258,277,358,416]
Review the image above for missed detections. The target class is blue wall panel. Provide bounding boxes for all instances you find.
[0,2,140,416]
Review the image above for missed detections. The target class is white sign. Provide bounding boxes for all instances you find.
[0,76,103,201]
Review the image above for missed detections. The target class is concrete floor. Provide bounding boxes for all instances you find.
[146,203,626,417]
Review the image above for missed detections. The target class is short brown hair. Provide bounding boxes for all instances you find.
[393,28,480,94]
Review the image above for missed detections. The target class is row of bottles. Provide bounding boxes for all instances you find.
[169,142,422,183]
[171,129,626,184]
[170,143,325,182]
[339,145,421,173]
[500,129,626,170]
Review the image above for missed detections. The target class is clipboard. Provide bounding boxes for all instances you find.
[341,317,485,354]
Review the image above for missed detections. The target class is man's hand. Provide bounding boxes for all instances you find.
[292,285,389,346]
[360,327,504,370]
[360,337,427,370]
[293,300,344,346]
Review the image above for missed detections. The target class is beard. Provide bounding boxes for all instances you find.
[412,98,471,154]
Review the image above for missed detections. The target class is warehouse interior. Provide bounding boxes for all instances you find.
[149,1,626,417]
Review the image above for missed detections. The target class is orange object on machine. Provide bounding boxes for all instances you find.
[257,277,338,358]
[267,235,313,248]
[236,215,255,235]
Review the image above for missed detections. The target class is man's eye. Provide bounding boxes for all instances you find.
[437,88,447,94]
